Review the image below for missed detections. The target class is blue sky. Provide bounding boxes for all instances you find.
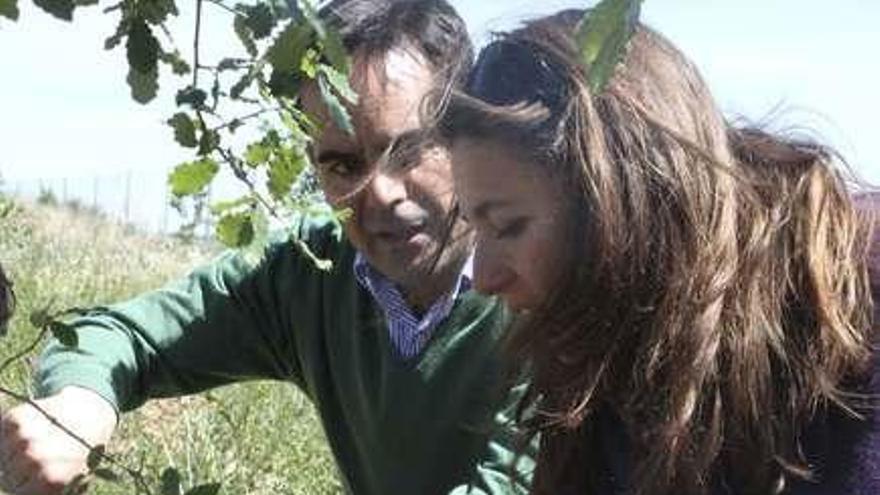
[1,0,878,186]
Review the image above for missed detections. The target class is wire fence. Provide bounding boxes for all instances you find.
[1,169,214,236]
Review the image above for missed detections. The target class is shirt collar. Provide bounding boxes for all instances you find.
[353,251,474,359]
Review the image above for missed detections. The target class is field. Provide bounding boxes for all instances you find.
[0,199,341,494]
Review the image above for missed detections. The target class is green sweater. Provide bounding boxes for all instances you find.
[36,216,532,494]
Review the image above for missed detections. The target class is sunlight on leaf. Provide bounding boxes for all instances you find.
[0,0,19,21]
[169,158,219,198]
[168,113,198,148]
[575,0,642,93]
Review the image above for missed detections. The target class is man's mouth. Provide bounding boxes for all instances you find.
[373,223,427,245]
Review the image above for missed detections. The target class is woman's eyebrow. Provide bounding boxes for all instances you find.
[472,198,514,221]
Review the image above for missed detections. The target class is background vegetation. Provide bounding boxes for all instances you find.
[0,197,341,494]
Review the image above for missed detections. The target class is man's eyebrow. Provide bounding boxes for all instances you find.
[390,128,428,151]
[383,128,432,169]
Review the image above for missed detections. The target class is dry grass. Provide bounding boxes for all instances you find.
[0,199,341,495]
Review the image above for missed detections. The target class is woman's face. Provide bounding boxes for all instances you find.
[452,137,569,311]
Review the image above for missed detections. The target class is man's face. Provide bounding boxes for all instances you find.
[301,46,469,293]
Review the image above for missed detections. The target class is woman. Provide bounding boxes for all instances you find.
[439,9,880,495]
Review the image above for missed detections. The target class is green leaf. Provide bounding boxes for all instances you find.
[244,142,271,167]
[198,129,220,156]
[268,69,303,99]
[160,467,183,495]
[175,86,207,109]
[168,158,218,197]
[318,74,354,135]
[299,48,319,78]
[321,27,349,73]
[217,212,255,248]
[240,207,270,265]
[86,445,105,470]
[242,2,275,39]
[268,149,306,200]
[318,65,356,104]
[138,0,178,25]
[28,307,51,329]
[126,18,160,75]
[104,17,129,50]
[267,20,313,73]
[167,113,197,148]
[210,196,254,215]
[298,0,325,39]
[0,0,19,21]
[229,60,265,99]
[126,67,158,104]
[33,0,75,20]
[50,321,78,347]
[227,118,243,133]
[183,482,222,495]
[217,58,243,71]
[160,50,191,75]
[575,0,642,93]
[233,14,258,58]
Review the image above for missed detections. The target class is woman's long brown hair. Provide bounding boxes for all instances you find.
[440,10,876,495]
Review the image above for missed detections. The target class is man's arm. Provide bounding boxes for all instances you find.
[35,237,312,413]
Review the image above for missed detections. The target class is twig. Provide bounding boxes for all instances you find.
[204,0,243,16]
[0,328,48,376]
[210,107,280,132]
[193,0,204,90]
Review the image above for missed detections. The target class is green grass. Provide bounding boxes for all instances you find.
[0,199,341,494]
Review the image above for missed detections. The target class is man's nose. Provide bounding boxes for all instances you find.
[363,170,407,208]
[473,241,515,295]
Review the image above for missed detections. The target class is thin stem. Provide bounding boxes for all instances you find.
[193,0,204,89]
[204,0,243,16]
[0,328,48,376]
[157,22,179,53]
[210,107,280,132]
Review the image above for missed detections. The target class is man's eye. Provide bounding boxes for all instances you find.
[323,160,361,178]
[495,218,528,239]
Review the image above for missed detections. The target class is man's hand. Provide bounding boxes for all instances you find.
[0,386,117,495]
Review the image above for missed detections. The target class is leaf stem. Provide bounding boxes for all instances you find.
[204,0,243,16]
[193,0,203,89]
[0,328,47,376]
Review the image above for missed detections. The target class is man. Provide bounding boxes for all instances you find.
[0,1,531,494]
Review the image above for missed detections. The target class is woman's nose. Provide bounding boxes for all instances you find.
[473,243,516,295]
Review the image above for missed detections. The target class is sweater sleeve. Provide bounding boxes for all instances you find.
[34,225,330,413]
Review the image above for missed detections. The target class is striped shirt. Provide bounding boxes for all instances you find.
[354,253,473,360]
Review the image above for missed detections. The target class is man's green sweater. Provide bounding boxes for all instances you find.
[36,217,532,494]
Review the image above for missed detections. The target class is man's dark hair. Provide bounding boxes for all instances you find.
[319,0,473,86]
